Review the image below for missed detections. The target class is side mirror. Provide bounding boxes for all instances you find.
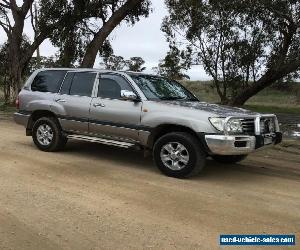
[121,90,139,101]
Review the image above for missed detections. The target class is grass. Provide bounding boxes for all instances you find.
[0,87,15,114]
[0,105,16,113]
[182,81,219,103]
[244,105,300,114]
[182,81,300,114]
[1,81,300,114]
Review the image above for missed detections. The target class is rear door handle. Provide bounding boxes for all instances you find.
[93,103,105,108]
[55,98,66,103]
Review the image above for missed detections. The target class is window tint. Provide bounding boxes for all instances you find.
[98,75,133,99]
[69,72,96,97]
[31,70,67,93]
[130,74,198,101]
[60,72,75,95]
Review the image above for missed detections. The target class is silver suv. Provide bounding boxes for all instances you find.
[14,68,282,178]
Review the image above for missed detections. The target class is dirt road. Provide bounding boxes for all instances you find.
[0,115,299,250]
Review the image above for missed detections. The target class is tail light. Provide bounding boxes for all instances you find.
[16,95,20,109]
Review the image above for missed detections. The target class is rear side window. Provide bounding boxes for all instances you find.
[31,70,67,93]
[68,72,96,97]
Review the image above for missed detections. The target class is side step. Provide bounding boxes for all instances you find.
[67,135,136,149]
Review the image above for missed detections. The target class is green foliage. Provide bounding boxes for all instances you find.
[100,53,146,72]
[0,38,59,78]
[101,55,127,71]
[163,0,300,104]
[181,80,300,113]
[0,36,33,75]
[0,0,152,103]
[27,56,60,74]
[99,40,114,60]
[154,44,191,80]
[126,57,146,72]
[41,0,151,66]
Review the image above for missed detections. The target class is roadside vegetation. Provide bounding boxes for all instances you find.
[163,0,300,106]
[182,81,300,114]
[2,79,299,115]
[1,0,300,109]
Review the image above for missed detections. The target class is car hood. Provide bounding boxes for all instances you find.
[163,101,259,117]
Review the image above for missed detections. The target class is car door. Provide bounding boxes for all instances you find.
[89,74,142,142]
[53,71,97,134]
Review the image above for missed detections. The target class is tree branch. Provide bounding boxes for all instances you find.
[81,0,144,67]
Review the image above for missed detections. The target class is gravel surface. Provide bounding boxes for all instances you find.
[0,117,299,250]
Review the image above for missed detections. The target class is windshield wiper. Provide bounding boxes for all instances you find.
[185,97,199,102]
[160,96,199,101]
[160,96,186,100]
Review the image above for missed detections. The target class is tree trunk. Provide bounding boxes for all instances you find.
[7,30,24,104]
[81,0,143,68]
[8,66,22,104]
[3,75,10,105]
[229,61,300,106]
[7,47,23,104]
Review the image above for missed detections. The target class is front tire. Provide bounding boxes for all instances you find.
[32,117,67,152]
[153,132,206,178]
[212,155,247,164]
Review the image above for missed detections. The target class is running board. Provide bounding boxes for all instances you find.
[67,135,136,149]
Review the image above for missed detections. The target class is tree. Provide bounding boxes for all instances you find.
[0,0,151,103]
[80,0,151,67]
[27,56,60,75]
[99,45,146,72]
[0,38,59,103]
[154,44,191,80]
[126,57,146,71]
[101,55,126,70]
[0,42,9,103]
[0,0,85,103]
[0,37,32,103]
[163,0,300,105]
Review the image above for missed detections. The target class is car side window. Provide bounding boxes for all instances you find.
[68,72,97,97]
[60,72,75,95]
[98,75,133,99]
[31,70,67,93]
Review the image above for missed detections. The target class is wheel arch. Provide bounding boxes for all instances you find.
[26,110,59,136]
[147,124,205,150]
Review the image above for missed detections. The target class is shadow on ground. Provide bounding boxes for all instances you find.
[46,140,300,181]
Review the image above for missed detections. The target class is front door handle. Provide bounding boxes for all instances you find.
[55,98,66,103]
[93,103,105,108]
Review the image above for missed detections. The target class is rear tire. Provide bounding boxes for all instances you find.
[212,155,247,164]
[32,117,67,152]
[153,132,206,178]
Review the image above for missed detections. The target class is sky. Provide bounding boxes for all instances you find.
[0,0,210,80]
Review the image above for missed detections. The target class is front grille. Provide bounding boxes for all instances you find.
[241,118,255,134]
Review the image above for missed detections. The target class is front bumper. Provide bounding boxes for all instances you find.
[205,132,282,155]
[14,112,30,127]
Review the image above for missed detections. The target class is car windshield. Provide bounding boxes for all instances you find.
[130,75,198,101]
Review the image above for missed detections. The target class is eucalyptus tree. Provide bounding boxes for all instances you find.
[0,0,150,103]
[126,57,146,72]
[100,52,146,72]
[81,0,151,67]
[163,0,300,105]
[49,0,151,68]
[154,44,191,80]
[101,55,126,70]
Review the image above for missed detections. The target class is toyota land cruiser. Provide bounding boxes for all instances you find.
[14,68,282,178]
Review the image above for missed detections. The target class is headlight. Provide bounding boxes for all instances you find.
[209,117,225,131]
[225,119,243,133]
[209,117,243,133]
